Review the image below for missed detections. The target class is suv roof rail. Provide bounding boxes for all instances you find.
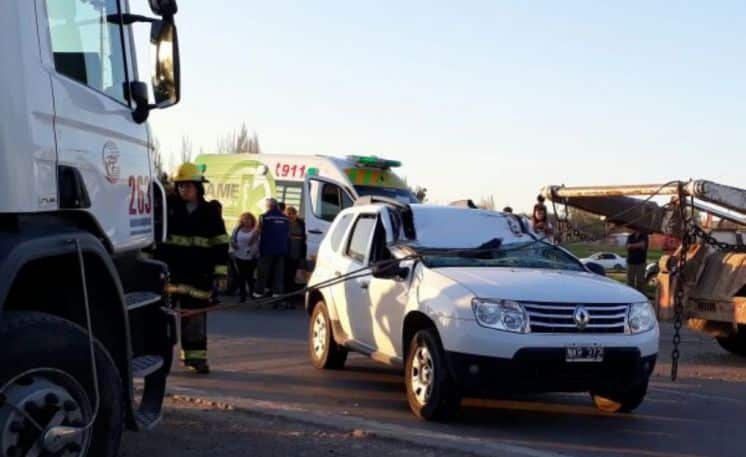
[449,199,478,209]
[354,195,410,209]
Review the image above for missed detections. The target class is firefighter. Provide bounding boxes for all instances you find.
[158,163,229,374]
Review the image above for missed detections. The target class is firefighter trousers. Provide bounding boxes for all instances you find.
[177,295,208,362]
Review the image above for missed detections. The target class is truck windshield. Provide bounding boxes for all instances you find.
[420,241,586,272]
[354,185,419,203]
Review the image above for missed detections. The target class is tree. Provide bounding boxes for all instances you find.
[478,195,495,210]
[565,208,606,240]
[415,186,428,202]
[180,134,193,163]
[217,122,261,154]
[151,137,164,176]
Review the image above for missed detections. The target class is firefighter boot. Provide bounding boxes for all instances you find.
[184,359,210,374]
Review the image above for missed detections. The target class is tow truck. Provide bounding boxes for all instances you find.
[542,180,746,357]
[1,0,182,455]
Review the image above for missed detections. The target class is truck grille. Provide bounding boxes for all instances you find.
[522,302,629,334]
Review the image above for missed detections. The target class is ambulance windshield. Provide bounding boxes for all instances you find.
[354,185,419,204]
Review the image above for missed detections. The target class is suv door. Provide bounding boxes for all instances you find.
[42,0,152,251]
[303,176,356,264]
[366,210,411,358]
[330,212,377,348]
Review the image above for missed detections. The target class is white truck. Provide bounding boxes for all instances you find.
[1,1,181,455]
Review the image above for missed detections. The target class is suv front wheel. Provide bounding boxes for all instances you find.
[405,329,461,420]
[591,380,648,413]
[308,300,348,370]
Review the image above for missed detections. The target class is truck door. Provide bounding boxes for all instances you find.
[303,176,357,264]
[42,0,152,251]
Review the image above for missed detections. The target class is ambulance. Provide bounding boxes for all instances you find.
[194,153,418,261]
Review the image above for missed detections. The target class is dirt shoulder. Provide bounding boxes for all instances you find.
[120,395,475,457]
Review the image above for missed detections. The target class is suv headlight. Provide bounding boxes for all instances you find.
[472,298,529,333]
[628,301,657,334]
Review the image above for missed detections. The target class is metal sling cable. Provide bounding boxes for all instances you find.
[173,234,560,319]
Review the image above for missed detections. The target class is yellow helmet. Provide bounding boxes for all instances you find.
[172,162,209,183]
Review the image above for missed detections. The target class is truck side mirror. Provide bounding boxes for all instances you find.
[129,81,150,123]
[150,20,180,108]
[149,0,178,16]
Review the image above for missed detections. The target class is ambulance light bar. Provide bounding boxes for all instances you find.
[348,155,402,169]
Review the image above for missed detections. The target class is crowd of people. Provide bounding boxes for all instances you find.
[225,198,307,308]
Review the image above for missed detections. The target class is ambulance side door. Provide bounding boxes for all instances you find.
[302,176,356,265]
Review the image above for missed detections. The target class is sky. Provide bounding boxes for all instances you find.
[140,0,745,212]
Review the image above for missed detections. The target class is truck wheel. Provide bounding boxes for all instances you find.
[405,329,461,421]
[308,301,348,369]
[591,381,648,413]
[0,312,124,457]
[716,329,746,357]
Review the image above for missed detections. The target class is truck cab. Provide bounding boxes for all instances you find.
[1,1,181,455]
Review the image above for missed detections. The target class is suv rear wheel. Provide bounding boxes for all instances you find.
[308,300,348,369]
[405,329,461,421]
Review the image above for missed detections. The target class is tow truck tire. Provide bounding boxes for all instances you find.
[591,381,648,413]
[405,329,461,421]
[309,301,348,370]
[0,312,124,457]
[716,329,746,357]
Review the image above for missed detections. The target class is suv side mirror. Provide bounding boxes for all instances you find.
[372,262,409,280]
[585,262,606,276]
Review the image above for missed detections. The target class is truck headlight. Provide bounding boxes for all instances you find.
[628,301,657,334]
[472,298,529,333]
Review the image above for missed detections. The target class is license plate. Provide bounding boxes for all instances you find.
[566,345,604,362]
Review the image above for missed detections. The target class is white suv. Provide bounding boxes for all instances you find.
[305,201,659,420]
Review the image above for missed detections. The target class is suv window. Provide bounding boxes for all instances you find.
[309,180,353,222]
[46,0,129,103]
[346,215,377,264]
[330,213,353,252]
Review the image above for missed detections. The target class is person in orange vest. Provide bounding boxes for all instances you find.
[158,163,228,374]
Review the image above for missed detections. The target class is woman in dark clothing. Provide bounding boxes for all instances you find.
[230,212,260,303]
[284,206,307,295]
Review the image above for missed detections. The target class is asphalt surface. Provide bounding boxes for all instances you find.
[156,299,746,457]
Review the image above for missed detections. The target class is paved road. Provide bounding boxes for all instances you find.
[164,301,746,457]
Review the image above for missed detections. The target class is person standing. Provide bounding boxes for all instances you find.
[532,202,554,244]
[231,212,260,303]
[284,206,307,296]
[626,229,649,291]
[158,163,228,374]
[253,198,290,308]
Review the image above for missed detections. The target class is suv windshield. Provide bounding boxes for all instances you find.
[420,241,585,272]
[354,185,419,203]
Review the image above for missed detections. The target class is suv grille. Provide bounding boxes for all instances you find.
[522,302,629,334]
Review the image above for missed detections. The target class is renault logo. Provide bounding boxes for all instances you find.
[574,306,590,330]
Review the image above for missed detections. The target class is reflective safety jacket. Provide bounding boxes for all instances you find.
[158,196,229,300]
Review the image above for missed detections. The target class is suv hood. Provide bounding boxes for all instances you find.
[435,267,646,303]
